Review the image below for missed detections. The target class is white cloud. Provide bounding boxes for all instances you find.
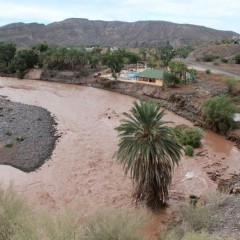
[0,0,239,33]
[0,2,69,23]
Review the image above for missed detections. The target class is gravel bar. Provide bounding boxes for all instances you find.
[0,96,59,172]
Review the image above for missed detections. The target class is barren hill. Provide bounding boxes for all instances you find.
[189,44,240,60]
[0,18,239,47]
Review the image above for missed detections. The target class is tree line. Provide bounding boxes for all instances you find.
[0,41,196,83]
[0,42,141,78]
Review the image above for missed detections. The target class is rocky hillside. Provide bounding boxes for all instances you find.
[0,18,239,47]
[189,44,240,60]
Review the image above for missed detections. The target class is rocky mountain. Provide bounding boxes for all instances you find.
[0,18,239,47]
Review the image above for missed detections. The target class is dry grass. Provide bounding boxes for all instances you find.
[159,230,219,240]
[0,185,146,240]
[82,208,147,240]
[0,185,38,240]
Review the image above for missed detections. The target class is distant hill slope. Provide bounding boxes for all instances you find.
[0,18,239,47]
[189,44,240,60]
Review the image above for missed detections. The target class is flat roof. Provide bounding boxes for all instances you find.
[136,69,164,79]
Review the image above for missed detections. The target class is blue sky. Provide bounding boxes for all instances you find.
[0,0,239,33]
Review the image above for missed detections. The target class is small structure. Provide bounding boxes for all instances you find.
[234,113,240,128]
[137,61,148,70]
[136,69,164,86]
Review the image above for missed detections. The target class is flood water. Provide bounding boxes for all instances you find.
[0,77,239,238]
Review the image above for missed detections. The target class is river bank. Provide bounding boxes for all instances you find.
[40,69,240,148]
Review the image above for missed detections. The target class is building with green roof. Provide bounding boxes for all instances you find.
[136,69,164,86]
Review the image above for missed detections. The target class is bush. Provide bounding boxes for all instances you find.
[184,145,194,156]
[235,52,240,64]
[205,69,211,74]
[202,54,215,62]
[163,71,180,86]
[173,125,202,148]
[224,77,238,94]
[202,95,239,134]
[12,49,38,75]
[181,128,202,148]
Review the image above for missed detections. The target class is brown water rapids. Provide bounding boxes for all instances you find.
[0,77,239,238]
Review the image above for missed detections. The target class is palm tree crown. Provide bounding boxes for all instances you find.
[115,100,182,209]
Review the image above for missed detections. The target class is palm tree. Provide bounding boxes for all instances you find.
[115,101,182,209]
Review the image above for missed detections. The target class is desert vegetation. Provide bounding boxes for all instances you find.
[159,191,239,240]
[1,185,238,240]
[202,95,239,134]
[235,52,240,64]
[0,185,146,240]
[173,125,202,148]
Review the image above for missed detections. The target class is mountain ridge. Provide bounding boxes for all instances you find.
[0,18,239,47]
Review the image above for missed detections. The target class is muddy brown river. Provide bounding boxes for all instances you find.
[0,77,239,238]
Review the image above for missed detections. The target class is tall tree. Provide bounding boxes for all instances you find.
[12,49,38,77]
[102,49,125,78]
[115,101,182,209]
[0,42,16,73]
[169,60,188,80]
[157,45,176,68]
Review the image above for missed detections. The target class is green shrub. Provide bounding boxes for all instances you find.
[213,61,219,66]
[163,71,180,86]
[235,52,240,64]
[5,143,13,148]
[205,69,211,74]
[173,125,202,148]
[224,77,238,94]
[184,145,194,156]
[5,131,12,136]
[16,136,25,142]
[202,54,215,62]
[202,95,239,134]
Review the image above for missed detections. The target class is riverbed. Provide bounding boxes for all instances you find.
[0,77,239,237]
